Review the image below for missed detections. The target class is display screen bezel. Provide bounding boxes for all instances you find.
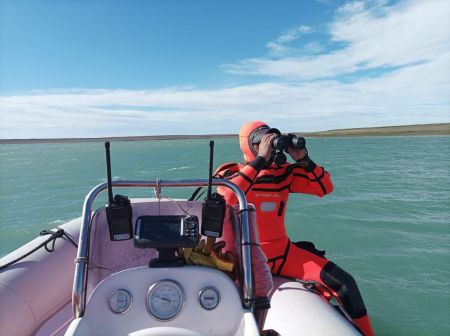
[134,215,198,248]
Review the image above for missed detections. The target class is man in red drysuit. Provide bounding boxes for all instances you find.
[216,121,374,336]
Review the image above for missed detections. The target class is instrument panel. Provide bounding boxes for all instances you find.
[82,266,247,335]
[109,280,222,320]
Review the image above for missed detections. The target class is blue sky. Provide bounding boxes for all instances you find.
[0,0,449,138]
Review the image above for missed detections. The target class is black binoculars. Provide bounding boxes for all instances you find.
[272,133,306,166]
[252,127,307,167]
[272,133,306,152]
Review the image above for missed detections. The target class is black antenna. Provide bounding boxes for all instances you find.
[207,140,214,200]
[105,141,114,204]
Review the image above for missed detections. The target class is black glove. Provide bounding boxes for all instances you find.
[295,148,317,172]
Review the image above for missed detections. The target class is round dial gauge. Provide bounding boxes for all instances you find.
[109,289,132,314]
[199,287,220,310]
[147,280,184,320]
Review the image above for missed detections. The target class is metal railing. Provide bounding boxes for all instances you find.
[72,178,253,318]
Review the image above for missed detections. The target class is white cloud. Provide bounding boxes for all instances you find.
[315,0,333,5]
[1,59,448,139]
[336,1,366,15]
[303,42,325,54]
[266,25,314,56]
[225,0,450,80]
[277,25,313,43]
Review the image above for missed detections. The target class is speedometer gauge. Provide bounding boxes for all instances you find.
[147,280,184,320]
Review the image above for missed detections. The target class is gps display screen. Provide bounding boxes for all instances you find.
[138,216,182,241]
[134,215,198,249]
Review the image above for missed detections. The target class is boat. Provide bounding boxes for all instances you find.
[0,143,361,336]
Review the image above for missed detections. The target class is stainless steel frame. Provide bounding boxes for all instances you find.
[72,178,253,318]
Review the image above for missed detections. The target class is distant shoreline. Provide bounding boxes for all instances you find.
[302,123,450,138]
[1,123,449,144]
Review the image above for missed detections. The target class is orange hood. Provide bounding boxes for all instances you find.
[239,121,270,163]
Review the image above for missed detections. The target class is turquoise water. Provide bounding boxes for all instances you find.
[1,136,449,335]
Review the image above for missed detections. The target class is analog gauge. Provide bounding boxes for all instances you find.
[109,289,133,314]
[147,280,184,320]
[199,287,220,310]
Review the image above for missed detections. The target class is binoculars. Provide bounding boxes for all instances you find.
[252,127,307,167]
[272,133,306,152]
[272,133,306,166]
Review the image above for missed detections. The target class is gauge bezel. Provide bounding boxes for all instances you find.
[146,280,185,321]
[199,286,221,310]
[108,289,133,315]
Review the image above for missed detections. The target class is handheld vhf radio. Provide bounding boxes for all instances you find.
[201,141,226,238]
[104,142,133,241]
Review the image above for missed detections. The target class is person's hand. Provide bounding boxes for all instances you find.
[287,146,307,161]
[257,133,277,161]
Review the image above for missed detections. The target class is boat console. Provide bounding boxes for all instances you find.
[67,189,257,335]
[64,178,261,336]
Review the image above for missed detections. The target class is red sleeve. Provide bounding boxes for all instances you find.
[215,157,266,205]
[289,164,334,197]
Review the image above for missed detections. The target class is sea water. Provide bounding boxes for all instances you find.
[0,136,449,335]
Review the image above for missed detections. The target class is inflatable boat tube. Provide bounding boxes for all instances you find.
[0,218,80,336]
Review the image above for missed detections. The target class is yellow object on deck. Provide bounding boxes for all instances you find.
[180,239,234,273]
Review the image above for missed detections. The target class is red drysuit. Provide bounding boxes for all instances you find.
[216,121,374,336]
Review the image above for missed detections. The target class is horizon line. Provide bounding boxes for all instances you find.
[1,123,449,144]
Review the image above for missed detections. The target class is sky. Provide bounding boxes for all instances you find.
[0,0,449,139]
